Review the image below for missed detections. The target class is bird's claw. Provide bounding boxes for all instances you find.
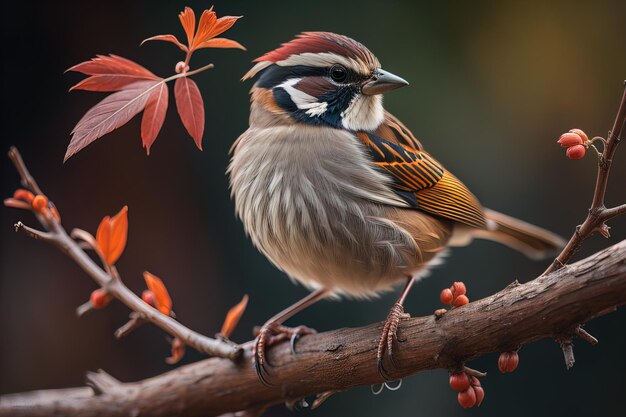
[376,302,410,380]
[253,322,316,386]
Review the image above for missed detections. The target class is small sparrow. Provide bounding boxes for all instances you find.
[229,32,564,382]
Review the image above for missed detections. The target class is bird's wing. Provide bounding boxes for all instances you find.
[356,112,487,228]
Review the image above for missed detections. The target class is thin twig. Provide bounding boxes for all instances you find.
[544,83,626,275]
[7,148,242,361]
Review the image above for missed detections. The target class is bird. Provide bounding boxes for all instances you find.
[228,32,565,383]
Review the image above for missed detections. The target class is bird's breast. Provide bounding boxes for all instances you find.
[229,125,447,296]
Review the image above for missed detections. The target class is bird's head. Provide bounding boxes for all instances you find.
[243,32,408,131]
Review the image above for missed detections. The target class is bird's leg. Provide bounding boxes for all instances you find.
[253,288,329,385]
[377,276,416,380]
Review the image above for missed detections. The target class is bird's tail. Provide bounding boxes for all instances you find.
[472,209,566,260]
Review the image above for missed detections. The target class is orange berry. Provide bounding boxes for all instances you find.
[557,132,583,148]
[453,294,469,307]
[13,189,34,203]
[458,387,477,409]
[498,351,519,373]
[440,288,454,305]
[90,289,110,309]
[142,290,156,307]
[566,145,586,160]
[568,128,589,143]
[474,386,485,407]
[32,195,48,213]
[452,282,466,296]
[50,205,61,222]
[449,372,470,391]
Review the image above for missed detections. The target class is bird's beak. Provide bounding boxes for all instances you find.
[361,69,409,95]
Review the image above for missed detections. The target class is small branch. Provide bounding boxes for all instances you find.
[115,313,147,339]
[544,84,626,275]
[602,204,626,222]
[1,240,625,417]
[14,221,54,243]
[8,146,43,195]
[575,326,599,345]
[6,148,242,361]
[559,338,575,370]
[462,366,487,378]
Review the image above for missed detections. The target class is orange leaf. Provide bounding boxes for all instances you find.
[174,77,204,150]
[65,80,161,161]
[141,82,169,154]
[143,271,173,315]
[193,8,218,47]
[178,7,196,48]
[141,34,189,53]
[220,294,249,338]
[206,15,242,40]
[68,55,159,92]
[195,38,246,50]
[96,206,128,265]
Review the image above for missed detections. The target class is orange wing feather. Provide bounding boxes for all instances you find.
[357,112,486,228]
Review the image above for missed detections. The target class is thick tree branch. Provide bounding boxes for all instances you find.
[2,239,625,417]
[5,147,241,361]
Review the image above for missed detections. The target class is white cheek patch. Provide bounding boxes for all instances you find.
[341,94,384,131]
[278,78,329,118]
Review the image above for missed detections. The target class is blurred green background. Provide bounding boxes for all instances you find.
[1,0,625,416]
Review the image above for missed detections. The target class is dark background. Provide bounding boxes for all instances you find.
[2,1,625,416]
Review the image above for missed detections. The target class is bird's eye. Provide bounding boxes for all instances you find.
[330,65,347,82]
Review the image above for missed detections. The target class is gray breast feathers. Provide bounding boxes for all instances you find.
[228,125,447,296]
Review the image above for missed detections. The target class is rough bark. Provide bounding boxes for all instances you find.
[2,239,625,417]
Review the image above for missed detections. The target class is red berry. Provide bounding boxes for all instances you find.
[469,375,481,387]
[13,189,34,203]
[568,128,588,143]
[458,387,477,409]
[90,289,110,309]
[453,294,470,307]
[474,386,485,407]
[440,288,454,305]
[557,132,583,148]
[449,372,471,391]
[498,351,519,373]
[32,195,48,213]
[142,289,156,307]
[566,145,586,160]
[452,282,466,296]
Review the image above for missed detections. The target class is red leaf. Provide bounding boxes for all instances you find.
[195,38,246,50]
[220,295,249,338]
[143,271,173,315]
[178,7,196,47]
[96,206,128,265]
[174,77,204,150]
[141,34,189,53]
[66,80,161,161]
[68,55,160,92]
[141,83,169,154]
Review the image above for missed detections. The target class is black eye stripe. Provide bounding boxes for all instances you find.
[256,64,367,89]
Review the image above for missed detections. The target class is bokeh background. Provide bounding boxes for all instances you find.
[2,1,625,416]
